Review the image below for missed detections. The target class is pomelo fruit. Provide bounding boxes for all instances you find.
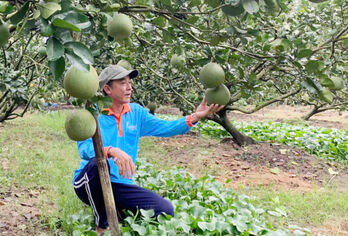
[170,54,185,68]
[319,87,334,104]
[199,63,225,88]
[107,13,133,40]
[65,109,96,141]
[320,77,344,90]
[0,24,10,48]
[205,84,231,105]
[63,66,99,99]
[117,59,132,70]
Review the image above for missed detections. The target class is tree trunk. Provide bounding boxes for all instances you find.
[92,117,120,236]
[211,110,256,146]
[302,105,320,121]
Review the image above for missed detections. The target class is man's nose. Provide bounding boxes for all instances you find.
[127,82,132,91]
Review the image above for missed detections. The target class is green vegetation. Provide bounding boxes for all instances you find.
[193,119,348,164]
[1,111,347,235]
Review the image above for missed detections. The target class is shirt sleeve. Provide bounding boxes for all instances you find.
[77,138,95,160]
[139,105,193,137]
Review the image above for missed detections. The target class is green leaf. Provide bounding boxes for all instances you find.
[319,87,334,104]
[189,0,201,7]
[52,18,80,32]
[297,49,313,59]
[270,167,280,174]
[0,2,15,14]
[47,37,64,61]
[140,209,155,219]
[305,60,320,74]
[64,42,94,65]
[242,0,259,14]
[186,16,199,24]
[163,30,173,43]
[65,50,89,72]
[40,2,62,19]
[301,77,322,94]
[9,1,29,25]
[39,18,54,37]
[222,4,245,16]
[205,0,220,7]
[152,16,166,27]
[48,57,65,80]
[343,39,348,47]
[63,12,91,29]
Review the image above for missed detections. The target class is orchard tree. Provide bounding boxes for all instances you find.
[0,0,347,146]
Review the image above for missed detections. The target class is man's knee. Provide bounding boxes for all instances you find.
[157,199,174,217]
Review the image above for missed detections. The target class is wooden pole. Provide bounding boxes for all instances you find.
[92,117,120,236]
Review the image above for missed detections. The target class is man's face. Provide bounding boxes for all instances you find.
[104,75,133,104]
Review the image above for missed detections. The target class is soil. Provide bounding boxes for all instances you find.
[0,185,49,236]
[155,133,348,192]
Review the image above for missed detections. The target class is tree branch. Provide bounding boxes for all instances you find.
[226,88,301,114]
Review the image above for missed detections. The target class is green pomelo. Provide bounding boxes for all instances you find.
[0,24,10,48]
[147,102,157,111]
[170,54,185,68]
[266,80,273,87]
[63,66,99,99]
[320,77,344,90]
[65,109,96,141]
[117,59,132,70]
[107,14,133,40]
[205,84,231,105]
[319,87,333,104]
[199,63,225,88]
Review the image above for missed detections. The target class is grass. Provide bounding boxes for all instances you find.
[0,111,85,234]
[0,110,347,235]
[236,185,348,234]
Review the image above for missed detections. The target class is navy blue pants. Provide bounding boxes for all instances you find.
[73,158,174,229]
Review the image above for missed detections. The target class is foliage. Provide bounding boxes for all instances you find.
[66,158,291,236]
[192,118,348,164]
[0,0,347,124]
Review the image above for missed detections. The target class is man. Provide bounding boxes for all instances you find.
[72,65,223,235]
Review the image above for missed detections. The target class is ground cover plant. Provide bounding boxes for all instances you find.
[195,120,348,164]
[1,110,347,235]
[158,114,348,164]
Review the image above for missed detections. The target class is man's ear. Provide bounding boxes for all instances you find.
[103,85,111,96]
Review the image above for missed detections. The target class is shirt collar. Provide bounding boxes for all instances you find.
[102,104,131,117]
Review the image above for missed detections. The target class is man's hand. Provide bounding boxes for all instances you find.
[108,147,135,179]
[191,97,225,123]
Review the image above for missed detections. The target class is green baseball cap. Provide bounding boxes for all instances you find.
[99,65,138,92]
